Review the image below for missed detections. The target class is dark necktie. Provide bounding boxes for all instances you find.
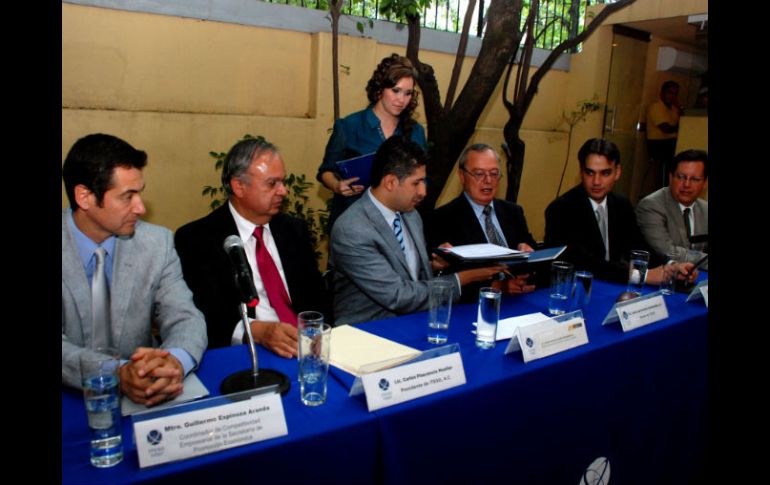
[683,207,692,237]
[253,226,297,326]
[91,246,111,348]
[482,205,506,247]
[393,213,405,252]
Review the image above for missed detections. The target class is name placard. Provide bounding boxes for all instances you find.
[602,291,668,332]
[686,280,708,307]
[134,392,288,468]
[361,351,466,411]
[504,310,589,363]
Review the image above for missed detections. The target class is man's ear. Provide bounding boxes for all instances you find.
[73,184,94,210]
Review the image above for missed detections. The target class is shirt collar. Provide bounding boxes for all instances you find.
[66,208,116,269]
[367,188,399,227]
[228,201,272,242]
[677,201,695,212]
[588,196,607,212]
[463,192,495,219]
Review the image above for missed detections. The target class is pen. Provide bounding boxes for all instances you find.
[686,254,708,276]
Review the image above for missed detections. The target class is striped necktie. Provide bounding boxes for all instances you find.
[393,213,405,252]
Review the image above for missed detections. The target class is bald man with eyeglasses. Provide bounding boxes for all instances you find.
[425,144,538,301]
[636,149,709,270]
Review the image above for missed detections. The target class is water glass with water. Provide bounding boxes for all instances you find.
[475,287,501,349]
[80,347,123,468]
[298,311,331,406]
[627,250,650,295]
[572,270,593,310]
[427,279,453,344]
[659,250,678,295]
[549,261,574,315]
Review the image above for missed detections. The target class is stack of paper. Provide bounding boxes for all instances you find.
[443,243,524,260]
[121,372,210,416]
[330,325,421,376]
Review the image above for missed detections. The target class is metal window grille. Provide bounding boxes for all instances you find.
[268,0,611,51]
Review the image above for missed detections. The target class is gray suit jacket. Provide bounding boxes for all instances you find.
[329,194,460,326]
[62,211,207,388]
[636,188,708,270]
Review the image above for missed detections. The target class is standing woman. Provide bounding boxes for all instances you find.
[317,53,427,230]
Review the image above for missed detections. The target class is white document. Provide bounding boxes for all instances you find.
[494,312,550,341]
[361,351,466,411]
[121,372,210,416]
[329,325,421,376]
[444,243,522,259]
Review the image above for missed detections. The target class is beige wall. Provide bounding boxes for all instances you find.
[62,0,708,246]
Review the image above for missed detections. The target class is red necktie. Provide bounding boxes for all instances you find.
[253,226,298,326]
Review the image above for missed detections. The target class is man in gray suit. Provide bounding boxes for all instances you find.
[62,134,207,406]
[636,149,708,270]
[329,137,503,326]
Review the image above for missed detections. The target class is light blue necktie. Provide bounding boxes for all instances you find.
[393,213,405,252]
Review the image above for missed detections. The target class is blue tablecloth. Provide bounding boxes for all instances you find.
[63,276,707,484]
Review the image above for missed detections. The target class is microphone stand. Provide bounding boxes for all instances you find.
[219,303,291,396]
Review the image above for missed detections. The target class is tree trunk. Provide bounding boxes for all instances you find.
[330,1,343,120]
[502,116,525,203]
[406,0,524,212]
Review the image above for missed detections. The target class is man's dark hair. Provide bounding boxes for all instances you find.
[62,133,147,210]
[370,136,427,187]
[671,149,708,178]
[577,138,621,168]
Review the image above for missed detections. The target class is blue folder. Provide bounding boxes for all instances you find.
[336,152,376,188]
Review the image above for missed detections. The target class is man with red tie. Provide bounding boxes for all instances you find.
[175,138,328,357]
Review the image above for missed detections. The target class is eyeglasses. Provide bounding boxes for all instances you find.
[672,173,704,184]
[461,167,502,181]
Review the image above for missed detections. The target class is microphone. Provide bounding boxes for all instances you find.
[220,235,290,397]
[223,235,258,305]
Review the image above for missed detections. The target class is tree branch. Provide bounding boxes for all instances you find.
[444,0,477,112]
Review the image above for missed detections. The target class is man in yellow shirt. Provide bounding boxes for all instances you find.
[646,80,682,189]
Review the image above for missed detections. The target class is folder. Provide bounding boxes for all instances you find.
[336,152,376,188]
[433,244,566,270]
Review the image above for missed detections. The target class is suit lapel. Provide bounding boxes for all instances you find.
[401,210,431,278]
[361,195,412,276]
[663,189,689,245]
[111,232,139,347]
[62,213,93,342]
[457,196,487,244]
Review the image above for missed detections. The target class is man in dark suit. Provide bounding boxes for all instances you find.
[426,144,538,301]
[175,138,328,356]
[544,138,696,286]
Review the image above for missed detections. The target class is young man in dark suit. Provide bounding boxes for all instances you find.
[175,138,328,356]
[544,137,696,286]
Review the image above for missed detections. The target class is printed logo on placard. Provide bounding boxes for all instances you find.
[578,456,610,485]
[622,311,629,320]
[378,378,390,391]
[525,337,534,348]
[147,429,163,446]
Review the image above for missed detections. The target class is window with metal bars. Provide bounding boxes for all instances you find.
[263,0,613,51]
